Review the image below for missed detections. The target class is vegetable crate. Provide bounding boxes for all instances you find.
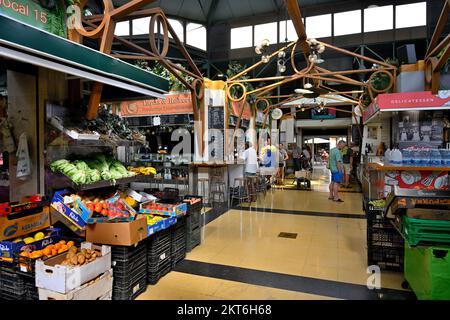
[367,215,404,271]
[402,216,450,247]
[147,216,176,236]
[147,229,172,285]
[0,227,61,265]
[184,195,203,216]
[186,226,202,253]
[0,265,38,300]
[170,217,187,267]
[35,242,111,294]
[38,269,113,300]
[0,205,51,241]
[404,242,450,300]
[111,240,147,300]
[51,190,87,230]
[139,201,187,217]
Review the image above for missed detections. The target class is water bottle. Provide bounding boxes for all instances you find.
[391,148,402,165]
[384,148,391,164]
[401,149,411,165]
[443,149,450,166]
[430,149,442,167]
[422,148,431,166]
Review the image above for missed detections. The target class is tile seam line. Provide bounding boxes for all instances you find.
[173,260,414,301]
[231,206,366,219]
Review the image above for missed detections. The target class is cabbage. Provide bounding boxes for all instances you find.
[50,159,69,171]
[73,160,89,171]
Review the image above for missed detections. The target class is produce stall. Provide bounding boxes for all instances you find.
[362,90,450,299]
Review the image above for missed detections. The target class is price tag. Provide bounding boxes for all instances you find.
[160,253,166,260]
[133,283,140,294]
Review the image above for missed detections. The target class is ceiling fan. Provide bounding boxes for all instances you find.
[294,84,363,99]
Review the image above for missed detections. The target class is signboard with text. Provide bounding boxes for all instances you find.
[119,93,193,117]
[0,0,67,37]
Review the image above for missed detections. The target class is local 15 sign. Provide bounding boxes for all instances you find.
[0,0,66,37]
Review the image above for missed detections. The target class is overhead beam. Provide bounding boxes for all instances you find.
[284,0,310,55]
[206,0,220,25]
[426,0,450,58]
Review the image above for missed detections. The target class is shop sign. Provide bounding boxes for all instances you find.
[363,98,380,123]
[120,93,193,117]
[231,101,252,120]
[377,91,450,111]
[256,111,265,124]
[0,0,67,37]
[311,108,336,120]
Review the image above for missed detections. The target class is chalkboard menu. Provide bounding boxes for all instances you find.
[126,114,191,127]
[160,114,191,126]
[208,106,224,129]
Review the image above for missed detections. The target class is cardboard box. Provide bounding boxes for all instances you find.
[139,201,187,217]
[51,190,86,230]
[38,269,113,300]
[0,206,51,241]
[86,214,148,246]
[35,242,111,294]
[0,227,61,264]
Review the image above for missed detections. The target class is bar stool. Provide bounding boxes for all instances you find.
[245,176,258,203]
[231,177,248,206]
[198,178,209,206]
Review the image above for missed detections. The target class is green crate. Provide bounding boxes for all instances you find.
[402,216,450,246]
[404,241,450,300]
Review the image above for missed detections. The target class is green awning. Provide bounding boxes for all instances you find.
[0,14,169,97]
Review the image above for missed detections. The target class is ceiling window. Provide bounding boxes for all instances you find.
[132,17,150,35]
[364,5,393,32]
[115,21,130,36]
[168,19,184,42]
[186,23,207,50]
[334,10,361,36]
[396,2,426,29]
[231,26,252,49]
[306,14,331,38]
[254,22,278,46]
[279,19,301,42]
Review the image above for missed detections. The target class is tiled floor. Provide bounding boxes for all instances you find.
[137,166,408,300]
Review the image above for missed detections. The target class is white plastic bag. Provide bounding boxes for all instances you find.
[16,132,31,180]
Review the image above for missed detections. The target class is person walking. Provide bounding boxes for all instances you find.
[301,145,311,170]
[277,143,289,184]
[328,140,346,202]
[242,141,258,202]
[341,143,353,188]
[292,144,302,172]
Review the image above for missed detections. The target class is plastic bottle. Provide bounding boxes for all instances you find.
[390,148,403,165]
[430,149,442,167]
[384,148,391,164]
[401,149,411,165]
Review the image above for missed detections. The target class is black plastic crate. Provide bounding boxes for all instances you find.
[171,246,186,267]
[111,240,147,260]
[367,227,404,248]
[113,257,147,281]
[186,226,201,252]
[184,195,203,215]
[113,275,147,300]
[0,265,27,299]
[147,260,171,285]
[161,188,180,203]
[114,268,147,290]
[368,245,404,271]
[187,210,201,231]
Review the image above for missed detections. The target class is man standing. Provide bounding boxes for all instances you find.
[292,144,302,172]
[329,140,346,202]
[277,143,289,184]
[243,141,258,177]
[341,142,353,188]
[301,145,311,170]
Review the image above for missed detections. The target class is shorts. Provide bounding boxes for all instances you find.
[331,171,343,183]
[343,163,351,173]
[279,164,284,168]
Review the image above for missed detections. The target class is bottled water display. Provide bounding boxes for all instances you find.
[399,147,450,167]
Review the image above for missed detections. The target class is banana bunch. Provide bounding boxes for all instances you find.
[127,166,157,176]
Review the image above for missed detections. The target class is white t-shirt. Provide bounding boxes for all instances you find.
[243,147,258,173]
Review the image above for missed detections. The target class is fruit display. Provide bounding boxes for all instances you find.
[146,215,166,226]
[19,240,74,260]
[62,191,136,219]
[50,154,136,185]
[139,201,187,217]
[60,245,98,266]
[368,199,386,208]
[127,166,157,176]
[11,230,52,245]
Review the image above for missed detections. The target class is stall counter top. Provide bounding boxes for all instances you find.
[190,162,229,168]
[368,162,450,171]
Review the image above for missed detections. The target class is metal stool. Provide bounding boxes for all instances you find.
[245,176,258,203]
[231,177,248,206]
[198,178,209,206]
[210,180,227,204]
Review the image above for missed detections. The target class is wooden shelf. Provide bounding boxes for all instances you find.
[368,162,450,171]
